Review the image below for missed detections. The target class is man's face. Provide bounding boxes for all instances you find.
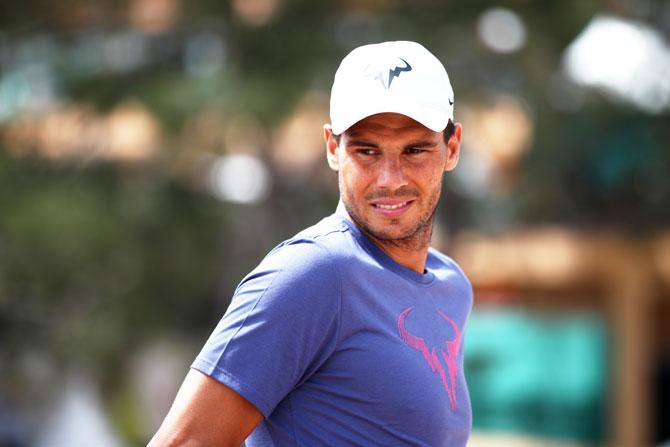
[325,112,461,245]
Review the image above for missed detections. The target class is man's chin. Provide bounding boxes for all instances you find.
[344,204,430,242]
[363,224,418,243]
[363,213,436,245]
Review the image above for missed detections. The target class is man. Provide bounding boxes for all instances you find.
[149,40,472,446]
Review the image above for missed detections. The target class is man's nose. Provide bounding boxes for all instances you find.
[376,156,408,190]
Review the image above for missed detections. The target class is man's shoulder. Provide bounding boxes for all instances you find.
[268,214,357,261]
[248,214,356,277]
[234,215,354,308]
[290,214,351,244]
[427,246,458,267]
[428,247,472,284]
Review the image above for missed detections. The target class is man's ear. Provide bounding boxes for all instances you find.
[444,122,462,172]
[324,124,340,172]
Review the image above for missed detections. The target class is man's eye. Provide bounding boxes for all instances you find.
[406,148,425,154]
[357,149,377,156]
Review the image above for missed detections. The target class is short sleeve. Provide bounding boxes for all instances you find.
[191,240,342,417]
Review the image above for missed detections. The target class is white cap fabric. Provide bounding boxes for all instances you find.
[329,41,454,135]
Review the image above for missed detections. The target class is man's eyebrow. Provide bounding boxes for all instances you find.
[345,140,379,148]
[404,140,436,148]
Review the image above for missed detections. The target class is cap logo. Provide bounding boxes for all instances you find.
[364,56,413,89]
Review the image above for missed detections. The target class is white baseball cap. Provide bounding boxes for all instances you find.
[329,40,454,135]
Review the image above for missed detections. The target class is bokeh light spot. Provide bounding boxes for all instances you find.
[477,7,527,54]
[563,14,670,113]
[208,154,271,204]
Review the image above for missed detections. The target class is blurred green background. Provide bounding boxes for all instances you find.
[1,0,669,446]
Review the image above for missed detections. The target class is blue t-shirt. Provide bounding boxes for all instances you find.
[192,214,473,446]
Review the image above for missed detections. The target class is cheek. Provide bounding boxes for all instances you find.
[340,161,370,189]
[421,169,446,193]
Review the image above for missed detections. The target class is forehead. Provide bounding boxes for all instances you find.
[344,113,437,140]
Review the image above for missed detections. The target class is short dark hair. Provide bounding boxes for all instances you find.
[333,119,455,145]
[443,120,455,144]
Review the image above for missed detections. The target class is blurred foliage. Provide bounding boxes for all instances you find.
[521,110,670,230]
[0,150,226,368]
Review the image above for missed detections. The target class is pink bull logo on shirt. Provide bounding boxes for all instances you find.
[397,306,463,411]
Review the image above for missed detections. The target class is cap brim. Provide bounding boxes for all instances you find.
[330,98,451,135]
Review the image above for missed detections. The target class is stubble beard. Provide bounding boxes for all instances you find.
[341,180,441,253]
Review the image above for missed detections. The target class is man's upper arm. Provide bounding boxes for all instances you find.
[148,368,263,447]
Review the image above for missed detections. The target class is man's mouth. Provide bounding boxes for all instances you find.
[374,201,411,210]
[369,199,416,218]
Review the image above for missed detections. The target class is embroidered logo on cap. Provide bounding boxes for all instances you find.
[365,57,413,89]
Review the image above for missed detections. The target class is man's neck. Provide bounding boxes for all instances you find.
[336,202,431,274]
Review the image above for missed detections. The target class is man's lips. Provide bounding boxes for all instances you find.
[369,199,415,216]
[372,200,413,210]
